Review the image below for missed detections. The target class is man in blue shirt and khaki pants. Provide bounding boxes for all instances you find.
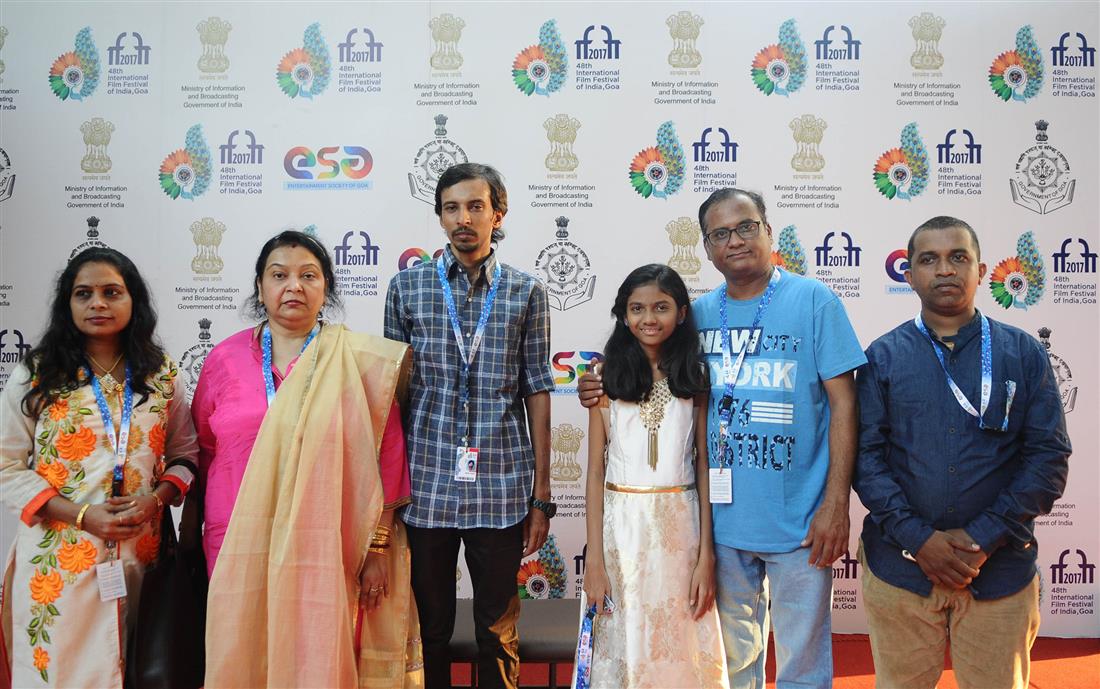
[854,216,1071,689]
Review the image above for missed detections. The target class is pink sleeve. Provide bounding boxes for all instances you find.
[379,399,411,509]
[191,355,218,481]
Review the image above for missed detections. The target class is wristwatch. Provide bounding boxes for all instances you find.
[529,497,557,518]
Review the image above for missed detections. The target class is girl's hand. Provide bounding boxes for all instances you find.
[80,500,147,542]
[583,563,613,615]
[359,552,389,612]
[689,552,716,620]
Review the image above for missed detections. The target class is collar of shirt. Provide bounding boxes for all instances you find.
[442,245,499,286]
[927,309,982,351]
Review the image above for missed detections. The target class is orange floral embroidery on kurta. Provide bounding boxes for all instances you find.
[33,646,49,672]
[136,530,160,565]
[56,425,96,461]
[29,570,63,605]
[36,460,69,489]
[148,422,167,457]
[57,539,98,574]
[47,399,69,421]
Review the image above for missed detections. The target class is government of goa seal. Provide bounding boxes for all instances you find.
[408,114,467,205]
[1009,120,1074,215]
[534,216,596,311]
[179,318,215,401]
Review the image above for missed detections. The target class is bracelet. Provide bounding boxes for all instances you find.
[151,492,165,512]
[368,545,390,555]
[75,504,91,531]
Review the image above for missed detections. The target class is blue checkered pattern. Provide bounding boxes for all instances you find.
[385,247,554,529]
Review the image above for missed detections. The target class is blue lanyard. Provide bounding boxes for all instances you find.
[261,323,319,407]
[574,604,597,689]
[716,268,781,464]
[88,364,133,496]
[913,312,1012,432]
[436,256,502,445]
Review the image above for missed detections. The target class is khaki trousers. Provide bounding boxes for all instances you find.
[860,548,1040,689]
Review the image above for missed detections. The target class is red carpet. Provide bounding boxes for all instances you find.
[452,635,1100,688]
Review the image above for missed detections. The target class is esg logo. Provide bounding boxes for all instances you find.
[284,146,373,179]
[552,351,602,385]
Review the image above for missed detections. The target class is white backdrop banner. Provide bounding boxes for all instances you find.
[0,1,1096,637]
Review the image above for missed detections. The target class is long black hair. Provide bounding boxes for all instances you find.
[21,248,166,416]
[243,230,342,320]
[602,264,708,402]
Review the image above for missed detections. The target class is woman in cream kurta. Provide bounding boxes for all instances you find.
[0,358,197,687]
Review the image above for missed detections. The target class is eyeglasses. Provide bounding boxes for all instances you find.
[703,220,762,246]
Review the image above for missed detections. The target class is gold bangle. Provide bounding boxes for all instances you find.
[368,545,389,555]
[75,504,91,531]
[151,492,165,512]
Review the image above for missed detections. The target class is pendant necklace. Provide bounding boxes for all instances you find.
[87,351,125,396]
[638,377,673,471]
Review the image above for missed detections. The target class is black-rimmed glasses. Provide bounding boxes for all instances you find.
[703,220,762,246]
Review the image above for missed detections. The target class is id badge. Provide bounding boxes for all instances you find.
[454,446,479,482]
[96,560,127,602]
[709,468,732,504]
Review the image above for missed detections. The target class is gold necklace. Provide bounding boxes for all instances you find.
[638,378,673,471]
[87,351,124,395]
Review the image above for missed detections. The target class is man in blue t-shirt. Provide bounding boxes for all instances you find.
[580,188,864,688]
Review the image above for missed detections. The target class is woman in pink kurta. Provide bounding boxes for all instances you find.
[192,327,411,575]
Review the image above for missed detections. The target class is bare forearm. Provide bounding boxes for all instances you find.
[525,391,552,501]
[823,373,858,506]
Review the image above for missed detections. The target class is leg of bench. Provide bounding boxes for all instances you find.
[548,661,558,689]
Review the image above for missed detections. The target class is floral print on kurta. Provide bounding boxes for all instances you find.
[0,359,198,687]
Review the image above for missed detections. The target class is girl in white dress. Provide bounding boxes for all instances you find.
[575,264,729,688]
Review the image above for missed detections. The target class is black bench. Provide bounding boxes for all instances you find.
[450,598,580,688]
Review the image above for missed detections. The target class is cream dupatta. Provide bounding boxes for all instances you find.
[205,324,423,688]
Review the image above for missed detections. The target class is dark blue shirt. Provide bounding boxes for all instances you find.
[854,312,1070,599]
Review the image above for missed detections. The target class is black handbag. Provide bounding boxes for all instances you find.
[126,494,208,689]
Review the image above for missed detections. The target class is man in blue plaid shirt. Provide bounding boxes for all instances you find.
[384,162,555,689]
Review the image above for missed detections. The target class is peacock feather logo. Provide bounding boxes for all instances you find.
[48,27,99,101]
[989,26,1043,102]
[990,232,1045,309]
[276,23,330,99]
[873,122,929,201]
[628,121,685,200]
[512,20,567,97]
[771,225,807,275]
[517,534,566,599]
[751,19,806,97]
[159,125,212,201]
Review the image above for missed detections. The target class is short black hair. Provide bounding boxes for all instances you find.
[244,230,342,320]
[908,216,981,260]
[697,188,768,234]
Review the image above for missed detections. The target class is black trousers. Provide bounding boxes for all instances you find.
[406,522,524,689]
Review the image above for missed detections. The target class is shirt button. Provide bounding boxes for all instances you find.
[949,427,956,434]
[465,332,471,338]
[467,297,473,303]
[948,466,956,473]
[947,506,955,513]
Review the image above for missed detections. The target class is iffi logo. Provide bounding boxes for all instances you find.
[815,232,861,267]
[337,27,383,63]
[334,231,379,266]
[574,25,621,60]
[1053,238,1098,274]
[885,249,909,282]
[693,128,738,163]
[1051,32,1095,67]
[814,25,861,60]
[552,351,602,386]
[0,329,32,364]
[832,550,859,580]
[219,130,264,165]
[397,247,443,271]
[107,32,151,66]
[936,129,982,165]
[1051,549,1095,585]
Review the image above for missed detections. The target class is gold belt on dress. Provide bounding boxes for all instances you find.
[605,481,696,494]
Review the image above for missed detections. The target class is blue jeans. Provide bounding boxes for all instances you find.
[715,544,833,689]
